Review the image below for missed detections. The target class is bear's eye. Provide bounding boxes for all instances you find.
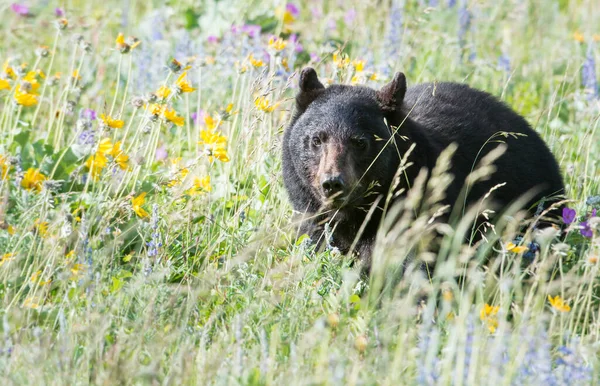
[351,137,367,149]
[312,136,322,147]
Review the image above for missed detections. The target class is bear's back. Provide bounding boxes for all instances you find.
[402,82,564,212]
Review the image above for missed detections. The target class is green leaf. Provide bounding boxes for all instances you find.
[13,129,31,148]
[295,233,311,246]
[183,8,200,30]
[111,277,123,293]
[49,147,81,180]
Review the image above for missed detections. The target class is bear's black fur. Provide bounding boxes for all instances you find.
[282,68,564,265]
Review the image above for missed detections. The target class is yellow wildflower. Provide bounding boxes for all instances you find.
[98,138,113,154]
[56,18,68,30]
[281,4,298,31]
[248,54,265,68]
[65,250,76,260]
[34,219,49,238]
[0,253,15,267]
[147,103,163,117]
[204,114,217,130]
[155,85,171,99]
[0,78,10,91]
[99,114,124,129]
[352,59,366,72]
[369,73,379,81]
[22,71,43,94]
[21,168,46,192]
[573,31,585,43]
[109,141,129,170]
[70,263,85,280]
[71,70,81,81]
[0,154,9,180]
[132,192,149,218]
[0,222,17,236]
[283,10,295,25]
[548,295,571,313]
[23,297,40,309]
[176,71,196,93]
[85,152,108,180]
[442,290,453,302]
[333,52,350,68]
[115,32,140,53]
[235,61,249,74]
[168,167,189,187]
[14,85,38,106]
[268,37,287,51]
[30,270,41,283]
[3,61,16,79]
[480,304,499,333]
[187,176,211,195]
[198,129,230,162]
[163,107,185,126]
[506,242,529,254]
[254,96,279,113]
[30,270,51,285]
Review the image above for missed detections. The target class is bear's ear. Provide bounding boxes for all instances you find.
[296,67,325,112]
[376,72,407,112]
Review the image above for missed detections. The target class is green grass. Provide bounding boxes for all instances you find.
[0,0,599,384]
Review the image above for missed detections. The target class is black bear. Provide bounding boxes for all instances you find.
[282,67,564,266]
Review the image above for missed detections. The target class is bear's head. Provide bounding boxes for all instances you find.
[286,68,410,212]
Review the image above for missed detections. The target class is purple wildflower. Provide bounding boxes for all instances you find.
[582,44,598,99]
[286,3,300,18]
[580,221,593,238]
[344,9,357,24]
[190,110,205,125]
[207,35,218,44]
[498,53,511,74]
[11,3,30,16]
[562,207,576,224]
[82,108,97,121]
[242,24,261,38]
[310,52,321,62]
[458,2,472,49]
[289,34,303,52]
[383,1,403,76]
[147,204,162,258]
[155,146,168,162]
[448,0,457,7]
[55,7,64,17]
[326,18,337,31]
[77,130,96,146]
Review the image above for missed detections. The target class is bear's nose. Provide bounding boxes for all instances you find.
[321,175,346,198]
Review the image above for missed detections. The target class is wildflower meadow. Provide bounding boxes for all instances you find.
[1,1,599,384]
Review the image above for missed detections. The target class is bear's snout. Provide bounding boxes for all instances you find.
[321,174,346,198]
